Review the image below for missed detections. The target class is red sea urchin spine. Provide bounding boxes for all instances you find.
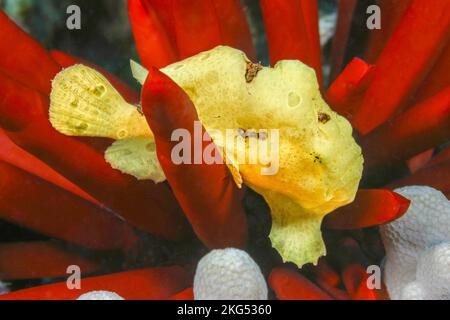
[260,0,311,71]
[211,0,256,60]
[364,0,412,63]
[315,281,350,300]
[141,0,178,52]
[329,0,357,81]
[352,0,450,134]
[138,0,255,60]
[407,149,434,173]
[324,189,410,230]
[308,259,341,288]
[426,147,450,168]
[172,0,223,59]
[0,161,137,250]
[334,239,388,300]
[298,0,322,86]
[305,259,350,299]
[362,87,450,170]
[0,267,191,300]
[0,242,100,280]
[0,128,98,205]
[134,0,226,61]
[342,264,388,300]
[141,68,247,249]
[415,41,450,102]
[261,0,322,86]
[10,120,189,241]
[168,287,194,300]
[326,58,375,119]
[128,0,177,68]
[403,149,450,196]
[269,267,333,300]
[389,162,450,194]
[0,72,189,241]
[0,11,60,95]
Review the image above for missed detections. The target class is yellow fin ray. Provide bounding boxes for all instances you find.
[263,191,326,267]
[50,64,151,140]
[104,137,165,183]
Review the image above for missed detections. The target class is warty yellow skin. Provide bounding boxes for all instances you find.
[49,46,363,267]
